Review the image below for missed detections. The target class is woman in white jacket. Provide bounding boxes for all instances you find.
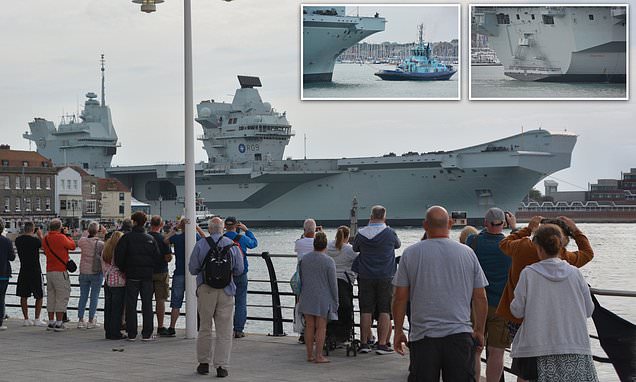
[510,224,598,381]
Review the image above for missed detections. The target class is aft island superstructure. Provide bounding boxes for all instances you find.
[472,6,627,82]
[303,6,386,82]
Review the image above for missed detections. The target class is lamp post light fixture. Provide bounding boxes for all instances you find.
[132,0,233,339]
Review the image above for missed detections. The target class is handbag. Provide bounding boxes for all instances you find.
[511,357,538,380]
[45,237,78,273]
[91,238,103,273]
[290,261,302,295]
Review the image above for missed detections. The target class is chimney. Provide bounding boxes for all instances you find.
[0,144,10,150]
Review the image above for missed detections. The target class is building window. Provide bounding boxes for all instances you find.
[119,192,125,201]
[86,200,97,214]
[61,179,65,190]
[67,179,71,189]
[45,198,51,211]
[36,176,41,189]
[25,198,31,211]
[1,160,8,166]
[4,198,9,212]
[15,198,20,211]
[60,200,67,210]
[91,184,96,194]
[22,161,28,167]
[542,15,554,24]
[588,14,594,20]
[36,198,41,211]
[2,176,9,189]
[42,161,49,168]
[46,177,51,189]
[73,179,78,190]
[119,205,125,215]
[25,177,31,189]
[15,176,20,189]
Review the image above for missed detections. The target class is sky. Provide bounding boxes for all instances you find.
[0,0,633,193]
[340,5,459,43]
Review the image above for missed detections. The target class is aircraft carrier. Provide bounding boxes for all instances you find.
[472,6,627,82]
[303,6,385,83]
[24,68,578,226]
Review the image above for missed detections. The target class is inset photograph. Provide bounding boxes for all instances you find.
[302,4,460,100]
[470,5,628,100]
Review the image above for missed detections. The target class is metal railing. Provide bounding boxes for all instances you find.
[4,250,634,380]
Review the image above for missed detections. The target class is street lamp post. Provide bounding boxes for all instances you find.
[158,194,163,218]
[132,0,232,339]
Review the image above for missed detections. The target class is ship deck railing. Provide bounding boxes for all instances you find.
[4,251,632,380]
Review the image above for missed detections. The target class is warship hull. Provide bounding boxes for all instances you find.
[473,6,627,83]
[107,130,578,226]
[375,70,456,81]
[303,7,386,83]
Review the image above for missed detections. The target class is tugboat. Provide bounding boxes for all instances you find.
[375,24,456,81]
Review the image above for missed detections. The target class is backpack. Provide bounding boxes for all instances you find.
[202,236,235,289]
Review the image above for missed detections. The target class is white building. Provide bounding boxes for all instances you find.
[55,166,83,226]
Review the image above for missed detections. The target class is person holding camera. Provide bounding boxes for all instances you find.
[14,222,47,327]
[76,221,105,329]
[497,215,594,380]
[41,219,76,332]
[223,216,258,339]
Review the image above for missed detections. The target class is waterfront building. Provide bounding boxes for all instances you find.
[56,166,84,228]
[0,145,56,233]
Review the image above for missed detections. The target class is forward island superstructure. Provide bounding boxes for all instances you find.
[472,6,627,82]
[303,6,386,82]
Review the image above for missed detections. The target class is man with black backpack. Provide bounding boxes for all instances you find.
[189,217,243,378]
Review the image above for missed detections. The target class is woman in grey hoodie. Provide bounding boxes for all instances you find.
[510,224,598,381]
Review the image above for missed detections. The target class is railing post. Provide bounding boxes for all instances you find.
[260,251,286,337]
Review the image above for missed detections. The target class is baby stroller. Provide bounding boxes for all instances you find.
[325,274,360,356]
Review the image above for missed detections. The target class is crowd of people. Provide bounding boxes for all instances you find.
[0,203,600,380]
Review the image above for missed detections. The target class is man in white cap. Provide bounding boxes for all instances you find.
[465,207,515,382]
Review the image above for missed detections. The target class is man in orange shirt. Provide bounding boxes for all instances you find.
[41,219,76,332]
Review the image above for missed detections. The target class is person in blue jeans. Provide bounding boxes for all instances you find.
[223,217,258,338]
[164,218,205,337]
[76,222,105,329]
[0,218,16,330]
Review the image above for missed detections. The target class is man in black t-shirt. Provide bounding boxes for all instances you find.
[15,222,48,327]
[148,215,173,337]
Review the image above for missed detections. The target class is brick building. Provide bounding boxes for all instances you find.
[0,145,56,232]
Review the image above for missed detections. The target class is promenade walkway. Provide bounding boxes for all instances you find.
[0,318,409,382]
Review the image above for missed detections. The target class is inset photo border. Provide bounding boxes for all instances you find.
[469,4,629,101]
[301,3,461,101]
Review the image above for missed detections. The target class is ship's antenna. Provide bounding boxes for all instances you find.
[100,54,106,107]
[418,23,424,45]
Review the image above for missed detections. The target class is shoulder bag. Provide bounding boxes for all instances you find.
[45,236,77,273]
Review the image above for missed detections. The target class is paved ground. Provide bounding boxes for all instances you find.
[0,318,410,382]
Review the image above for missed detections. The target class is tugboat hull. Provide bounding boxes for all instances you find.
[374,70,456,81]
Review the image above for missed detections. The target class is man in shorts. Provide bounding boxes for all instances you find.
[466,208,513,381]
[15,222,48,327]
[164,218,205,336]
[352,205,401,355]
[148,216,172,336]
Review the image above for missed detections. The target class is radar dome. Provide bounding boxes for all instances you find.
[199,107,212,118]
[263,102,272,111]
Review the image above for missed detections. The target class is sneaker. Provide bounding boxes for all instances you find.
[298,335,305,344]
[141,335,157,342]
[47,322,55,331]
[157,327,170,337]
[196,363,209,375]
[233,331,246,339]
[87,320,100,329]
[359,343,372,353]
[77,320,86,329]
[375,344,394,355]
[23,319,34,326]
[0,325,7,331]
[127,336,137,342]
[54,323,66,332]
[33,319,48,327]
[216,367,228,378]
[166,327,176,337]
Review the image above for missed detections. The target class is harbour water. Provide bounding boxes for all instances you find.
[303,63,459,99]
[470,65,627,99]
[4,223,634,381]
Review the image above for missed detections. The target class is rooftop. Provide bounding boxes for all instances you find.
[0,320,409,382]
